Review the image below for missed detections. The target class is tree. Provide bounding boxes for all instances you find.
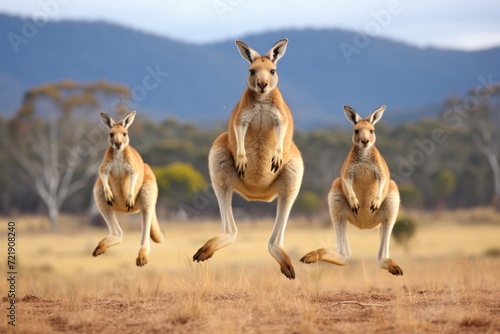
[294,190,322,217]
[392,216,417,254]
[432,168,457,208]
[153,162,207,217]
[8,80,130,231]
[398,183,423,208]
[446,84,500,210]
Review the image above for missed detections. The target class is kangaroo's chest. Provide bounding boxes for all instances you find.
[348,160,380,199]
[105,154,134,180]
[232,104,282,190]
[351,161,379,181]
[241,104,280,151]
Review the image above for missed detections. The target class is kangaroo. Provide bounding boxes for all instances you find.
[193,39,304,279]
[93,111,163,267]
[301,105,403,276]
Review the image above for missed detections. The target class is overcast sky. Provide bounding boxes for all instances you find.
[1,0,499,51]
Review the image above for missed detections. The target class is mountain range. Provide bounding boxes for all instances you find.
[1,13,499,128]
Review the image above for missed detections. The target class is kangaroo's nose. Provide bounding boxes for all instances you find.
[115,142,122,149]
[361,139,369,146]
[258,81,268,89]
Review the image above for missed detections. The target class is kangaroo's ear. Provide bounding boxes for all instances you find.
[367,105,386,125]
[99,112,115,129]
[265,38,288,64]
[121,110,136,129]
[343,105,361,125]
[235,40,260,64]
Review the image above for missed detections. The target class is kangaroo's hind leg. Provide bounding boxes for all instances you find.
[377,180,403,276]
[268,147,304,279]
[92,180,123,257]
[136,173,159,267]
[137,207,153,267]
[193,133,238,262]
[300,178,352,266]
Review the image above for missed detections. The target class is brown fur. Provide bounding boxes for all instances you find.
[93,111,163,267]
[301,105,403,276]
[193,39,304,279]
[225,87,298,200]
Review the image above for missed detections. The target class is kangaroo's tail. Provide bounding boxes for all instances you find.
[150,211,164,243]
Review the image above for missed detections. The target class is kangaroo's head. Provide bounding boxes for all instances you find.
[343,105,386,149]
[235,39,288,95]
[99,111,136,151]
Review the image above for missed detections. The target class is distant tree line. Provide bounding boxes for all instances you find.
[1,80,499,229]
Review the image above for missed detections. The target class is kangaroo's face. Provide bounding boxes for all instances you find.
[99,111,136,151]
[247,57,278,94]
[343,105,386,150]
[352,121,376,149]
[108,124,129,151]
[235,39,288,96]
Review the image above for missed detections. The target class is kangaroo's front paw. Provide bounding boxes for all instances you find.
[370,196,382,212]
[235,153,248,178]
[104,188,114,207]
[271,148,283,173]
[349,195,360,215]
[126,195,135,211]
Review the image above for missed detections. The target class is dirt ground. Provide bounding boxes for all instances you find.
[2,279,499,333]
[1,214,500,333]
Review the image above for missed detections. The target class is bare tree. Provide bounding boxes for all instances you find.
[469,111,500,210]
[9,80,130,230]
[447,84,500,210]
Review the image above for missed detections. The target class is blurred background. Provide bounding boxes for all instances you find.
[0,0,499,233]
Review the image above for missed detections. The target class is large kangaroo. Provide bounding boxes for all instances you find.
[301,105,403,276]
[193,39,304,279]
[93,111,163,267]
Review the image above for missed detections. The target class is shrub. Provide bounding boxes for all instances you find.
[484,248,500,258]
[392,216,418,253]
[399,183,423,208]
[293,191,322,216]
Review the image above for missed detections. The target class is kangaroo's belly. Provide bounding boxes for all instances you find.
[234,122,285,200]
[107,166,144,212]
[348,165,381,229]
[244,137,276,178]
[351,181,380,229]
[352,182,377,209]
[235,153,280,201]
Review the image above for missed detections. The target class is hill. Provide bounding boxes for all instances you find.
[1,14,499,128]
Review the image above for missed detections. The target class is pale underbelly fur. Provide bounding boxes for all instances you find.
[234,126,282,200]
[349,167,382,229]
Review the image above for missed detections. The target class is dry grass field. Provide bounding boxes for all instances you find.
[1,209,500,333]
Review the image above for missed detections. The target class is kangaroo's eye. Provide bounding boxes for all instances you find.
[354,130,359,134]
[123,133,127,137]
[370,130,374,134]
[109,133,114,138]
[270,69,276,75]
[249,69,255,75]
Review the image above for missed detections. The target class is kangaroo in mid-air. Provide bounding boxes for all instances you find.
[193,39,304,279]
[301,105,403,276]
[93,111,163,267]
